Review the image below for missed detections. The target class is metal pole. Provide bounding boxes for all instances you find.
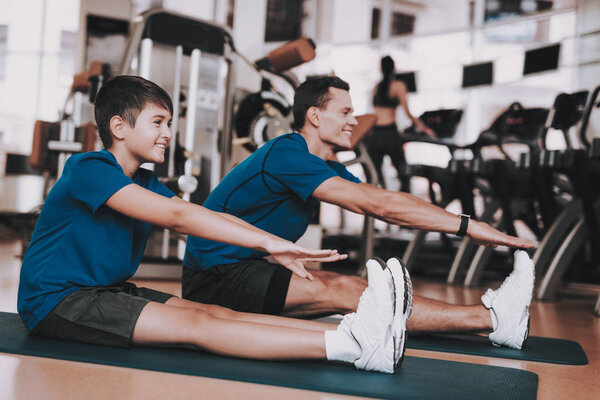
[218,46,236,179]
[161,45,184,260]
[178,48,201,259]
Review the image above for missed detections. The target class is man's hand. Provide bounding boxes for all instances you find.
[468,220,536,248]
[264,240,348,281]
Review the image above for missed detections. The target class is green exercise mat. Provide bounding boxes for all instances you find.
[0,312,538,400]
[318,316,587,365]
[407,333,588,365]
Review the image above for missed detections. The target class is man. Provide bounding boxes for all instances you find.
[183,76,536,349]
[18,75,402,374]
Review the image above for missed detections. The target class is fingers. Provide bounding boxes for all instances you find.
[472,221,537,249]
[287,262,314,281]
[301,253,348,263]
[475,235,536,249]
[297,247,340,257]
[499,231,537,248]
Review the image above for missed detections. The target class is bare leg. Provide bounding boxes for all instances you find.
[166,297,333,331]
[283,270,366,317]
[281,270,492,333]
[132,301,327,360]
[408,296,492,333]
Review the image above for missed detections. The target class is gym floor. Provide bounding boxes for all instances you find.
[0,239,598,400]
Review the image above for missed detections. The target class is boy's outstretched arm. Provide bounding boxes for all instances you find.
[312,177,536,249]
[106,184,345,280]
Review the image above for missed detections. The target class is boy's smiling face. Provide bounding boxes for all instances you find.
[122,103,173,165]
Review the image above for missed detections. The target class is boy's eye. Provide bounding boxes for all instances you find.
[167,122,172,128]
[154,120,161,125]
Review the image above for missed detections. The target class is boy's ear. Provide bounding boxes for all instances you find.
[109,116,127,141]
[306,107,320,127]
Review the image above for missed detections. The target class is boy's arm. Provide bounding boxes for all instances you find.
[106,184,345,280]
[170,196,284,242]
[312,177,535,249]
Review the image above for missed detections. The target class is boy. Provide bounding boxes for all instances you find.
[183,76,536,350]
[17,75,407,374]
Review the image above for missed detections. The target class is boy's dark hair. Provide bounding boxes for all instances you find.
[94,75,173,148]
[292,75,350,131]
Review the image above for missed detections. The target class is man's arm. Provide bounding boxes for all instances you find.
[312,177,535,248]
[106,184,345,279]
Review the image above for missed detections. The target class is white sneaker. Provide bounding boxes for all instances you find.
[386,257,413,366]
[351,257,395,374]
[481,250,535,349]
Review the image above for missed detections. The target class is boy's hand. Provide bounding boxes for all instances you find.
[265,240,348,281]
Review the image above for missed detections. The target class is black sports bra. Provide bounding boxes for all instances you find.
[373,81,400,108]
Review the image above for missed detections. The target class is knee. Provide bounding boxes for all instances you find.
[314,273,366,311]
[186,308,218,326]
[330,274,366,294]
[201,304,238,319]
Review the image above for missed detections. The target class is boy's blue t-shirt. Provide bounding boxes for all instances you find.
[183,133,361,270]
[17,149,175,331]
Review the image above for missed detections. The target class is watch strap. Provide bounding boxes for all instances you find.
[457,214,470,237]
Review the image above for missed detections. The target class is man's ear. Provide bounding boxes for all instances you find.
[306,107,320,127]
[109,116,127,141]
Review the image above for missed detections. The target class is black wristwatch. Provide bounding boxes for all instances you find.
[456,214,470,237]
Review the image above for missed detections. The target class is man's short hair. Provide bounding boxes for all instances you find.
[292,75,350,131]
[94,75,173,148]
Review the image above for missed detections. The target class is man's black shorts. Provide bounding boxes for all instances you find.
[182,259,292,315]
[32,282,174,348]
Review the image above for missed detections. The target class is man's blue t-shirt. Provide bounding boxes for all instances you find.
[184,133,361,270]
[17,150,175,331]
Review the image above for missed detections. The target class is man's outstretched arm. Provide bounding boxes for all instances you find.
[312,177,535,248]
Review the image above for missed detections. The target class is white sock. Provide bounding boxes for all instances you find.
[324,329,361,363]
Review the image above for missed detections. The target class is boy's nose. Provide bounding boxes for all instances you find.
[163,125,173,139]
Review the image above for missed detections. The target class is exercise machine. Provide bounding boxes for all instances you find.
[534,86,600,309]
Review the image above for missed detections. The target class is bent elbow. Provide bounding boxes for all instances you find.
[165,205,186,233]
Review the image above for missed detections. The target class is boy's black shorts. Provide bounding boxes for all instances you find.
[182,259,292,315]
[32,282,174,348]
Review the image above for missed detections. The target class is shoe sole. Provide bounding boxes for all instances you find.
[522,315,530,347]
[386,257,413,367]
[370,256,396,314]
[359,257,396,373]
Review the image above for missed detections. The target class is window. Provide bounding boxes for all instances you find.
[485,0,554,23]
[371,8,381,39]
[0,25,8,80]
[264,0,303,42]
[391,12,415,36]
[59,30,76,78]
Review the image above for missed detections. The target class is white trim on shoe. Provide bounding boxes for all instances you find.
[386,257,413,366]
